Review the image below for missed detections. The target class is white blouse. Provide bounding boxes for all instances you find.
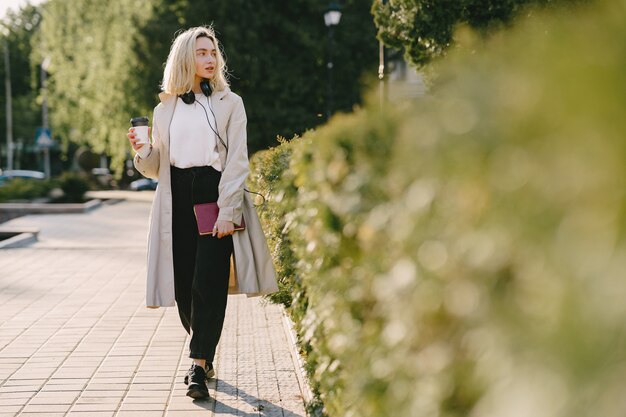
[168,94,222,171]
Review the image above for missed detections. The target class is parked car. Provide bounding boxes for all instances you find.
[0,170,46,186]
[130,178,158,191]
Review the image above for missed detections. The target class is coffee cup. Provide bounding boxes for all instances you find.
[130,116,150,145]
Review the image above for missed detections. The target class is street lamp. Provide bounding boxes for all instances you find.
[379,0,388,110]
[324,3,342,27]
[324,2,341,120]
[40,56,51,178]
[2,27,13,171]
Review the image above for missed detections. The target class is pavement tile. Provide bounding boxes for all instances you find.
[125,382,172,391]
[19,412,65,417]
[0,389,34,399]
[40,385,85,391]
[0,386,39,393]
[89,377,134,384]
[167,409,214,417]
[119,402,168,411]
[74,396,123,405]
[29,395,80,405]
[66,412,115,417]
[85,383,130,391]
[19,414,66,417]
[125,393,172,403]
[69,402,120,412]
[121,396,168,404]
[79,390,126,398]
[21,403,72,413]
[0,397,27,406]
[24,391,79,399]
[45,378,89,385]
[117,412,164,417]
[0,200,308,416]
[2,378,46,386]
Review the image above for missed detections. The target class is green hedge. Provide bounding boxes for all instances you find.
[57,172,90,203]
[249,139,329,414]
[0,178,55,203]
[249,137,300,310]
[0,173,91,203]
[251,0,626,416]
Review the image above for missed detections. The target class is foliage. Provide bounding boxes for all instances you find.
[248,137,299,308]
[178,0,379,152]
[138,0,377,152]
[371,0,582,67]
[249,136,327,416]
[35,0,154,173]
[251,0,626,415]
[0,178,53,202]
[35,0,378,174]
[58,172,90,203]
[0,171,90,203]
[0,5,43,165]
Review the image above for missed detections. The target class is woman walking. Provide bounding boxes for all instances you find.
[127,26,277,400]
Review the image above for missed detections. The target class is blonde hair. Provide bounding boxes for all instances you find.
[161,26,229,95]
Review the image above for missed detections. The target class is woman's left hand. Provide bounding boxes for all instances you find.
[213,220,235,238]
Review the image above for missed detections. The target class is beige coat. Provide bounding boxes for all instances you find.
[134,87,278,308]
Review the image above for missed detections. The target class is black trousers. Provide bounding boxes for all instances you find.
[170,165,233,361]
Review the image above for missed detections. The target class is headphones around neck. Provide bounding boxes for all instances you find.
[176,79,267,206]
[177,79,226,150]
[179,79,212,104]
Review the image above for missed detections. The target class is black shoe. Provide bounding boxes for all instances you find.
[185,365,209,399]
[184,363,215,384]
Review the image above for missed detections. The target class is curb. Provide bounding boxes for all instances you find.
[282,308,314,406]
[87,190,155,203]
[0,227,39,249]
[0,198,101,214]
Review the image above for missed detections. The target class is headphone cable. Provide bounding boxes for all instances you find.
[195,96,266,207]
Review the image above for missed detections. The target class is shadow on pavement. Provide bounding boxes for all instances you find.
[211,378,305,417]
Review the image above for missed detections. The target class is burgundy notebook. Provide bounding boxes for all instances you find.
[193,202,246,235]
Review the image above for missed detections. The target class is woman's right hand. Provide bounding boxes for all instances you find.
[127,127,151,151]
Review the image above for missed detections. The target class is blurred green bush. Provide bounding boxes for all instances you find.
[251,0,626,416]
[249,137,299,309]
[0,173,91,204]
[0,178,55,203]
[58,172,90,203]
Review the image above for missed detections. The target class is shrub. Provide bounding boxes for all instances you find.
[249,137,300,309]
[0,178,54,202]
[58,172,91,203]
[253,0,626,416]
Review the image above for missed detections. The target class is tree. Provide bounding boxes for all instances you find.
[136,0,380,153]
[0,4,43,169]
[371,0,582,67]
[37,0,379,173]
[36,0,154,171]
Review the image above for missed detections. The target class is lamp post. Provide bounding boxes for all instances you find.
[41,57,51,178]
[324,2,341,120]
[3,36,13,171]
[378,0,388,110]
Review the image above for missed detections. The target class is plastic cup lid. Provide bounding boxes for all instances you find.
[130,116,149,126]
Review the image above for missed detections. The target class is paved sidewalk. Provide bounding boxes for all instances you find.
[0,200,306,417]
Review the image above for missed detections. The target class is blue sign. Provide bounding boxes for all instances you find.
[35,128,53,148]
